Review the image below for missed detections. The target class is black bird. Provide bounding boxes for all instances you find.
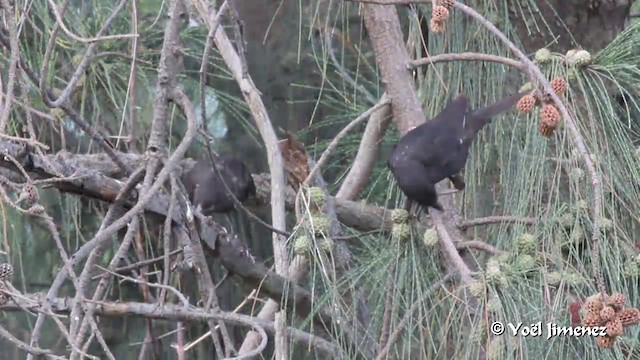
[182,156,257,215]
[387,91,525,213]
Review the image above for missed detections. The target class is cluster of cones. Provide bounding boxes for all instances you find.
[0,263,13,306]
[430,0,454,34]
[516,77,567,137]
[581,292,640,349]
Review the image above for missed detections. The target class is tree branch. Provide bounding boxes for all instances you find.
[458,216,537,229]
[410,52,525,70]
[0,297,338,358]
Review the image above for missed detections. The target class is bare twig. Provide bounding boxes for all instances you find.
[124,0,141,152]
[45,0,137,43]
[26,165,144,356]
[455,240,507,255]
[190,1,290,355]
[97,265,190,308]
[0,323,64,359]
[324,26,378,104]
[190,0,288,273]
[174,322,186,360]
[0,0,132,173]
[35,209,116,360]
[337,99,392,200]
[410,52,525,70]
[91,249,182,278]
[378,264,397,352]
[40,0,129,108]
[458,216,537,229]
[432,212,474,283]
[305,95,390,185]
[160,179,180,303]
[3,298,337,357]
[0,0,19,132]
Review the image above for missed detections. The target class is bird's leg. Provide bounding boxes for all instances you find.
[448,174,465,190]
[424,181,444,212]
[403,198,421,221]
[403,198,413,212]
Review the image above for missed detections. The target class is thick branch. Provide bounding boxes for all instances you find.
[0,140,394,233]
[337,99,393,201]
[0,298,337,358]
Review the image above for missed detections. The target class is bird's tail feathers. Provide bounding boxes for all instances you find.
[466,91,528,134]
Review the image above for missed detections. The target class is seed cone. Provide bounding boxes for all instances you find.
[517,94,536,113]
[432,6,450,22]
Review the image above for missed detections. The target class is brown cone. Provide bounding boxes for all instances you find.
[583,295,604,316]
[437,0,455,9]
[540,104,561,127]
[596,335,616,349]
[607,293,626,309]
[432,6,450,22]
[582,313,603,327]
[617,307,640,326]
[517,94,536,113]
[551,77,567,96]
[600,306,615,322]
[430,19,445,34]
[605,318,624,337]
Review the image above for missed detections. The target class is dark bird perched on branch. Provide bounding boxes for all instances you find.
[182,156,257,215]
[388,91,526,213]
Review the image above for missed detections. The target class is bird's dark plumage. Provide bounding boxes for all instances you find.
[388,91,525,212]
[182,156,256,214]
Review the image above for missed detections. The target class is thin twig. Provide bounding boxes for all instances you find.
[0,0,20,132]
[45,0,137,43]
[458,216,537,229]
[97,265,190,308]
[305,95,390,185]
[336,97,392,200]
[455,240,507,255]
[378,264,397,352]
[0,323,64,359]
[410,52,525,70]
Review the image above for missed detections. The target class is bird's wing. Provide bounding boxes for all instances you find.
[389,95,471,173]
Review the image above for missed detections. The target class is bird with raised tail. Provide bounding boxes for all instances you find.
[388,91,526,213]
